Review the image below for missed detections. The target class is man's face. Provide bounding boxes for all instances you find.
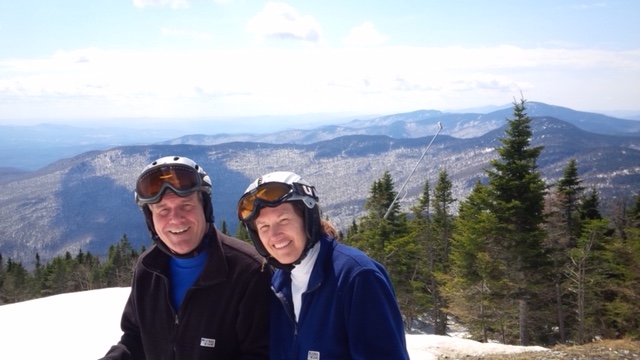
[148,191,207,255]
[254,202,307,265]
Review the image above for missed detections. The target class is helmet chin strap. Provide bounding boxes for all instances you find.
[265,239,314,271]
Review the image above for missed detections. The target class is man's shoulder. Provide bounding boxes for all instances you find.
[220,235,257,255]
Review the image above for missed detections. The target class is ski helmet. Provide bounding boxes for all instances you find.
[135,156,214,255]
[237,171,321,270]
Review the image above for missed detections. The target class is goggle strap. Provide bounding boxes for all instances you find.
[292,182,318,200]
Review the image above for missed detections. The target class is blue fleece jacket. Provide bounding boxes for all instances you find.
[270,234,410,360]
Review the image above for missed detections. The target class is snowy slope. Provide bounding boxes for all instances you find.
[0,288,549,359]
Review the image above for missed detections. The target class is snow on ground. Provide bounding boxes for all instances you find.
[0,287,549,359]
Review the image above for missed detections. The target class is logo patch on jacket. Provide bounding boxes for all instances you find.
[200,338,216,348]
[307,350,320,360]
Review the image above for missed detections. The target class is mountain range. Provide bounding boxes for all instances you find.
[159,102,640,146]
[3,102,639,172]
[1,102,639,266]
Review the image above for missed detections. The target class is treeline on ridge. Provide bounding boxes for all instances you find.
[0,234,142,303]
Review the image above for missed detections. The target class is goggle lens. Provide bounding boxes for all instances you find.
[237,183,293,221]
[136,165,201,204]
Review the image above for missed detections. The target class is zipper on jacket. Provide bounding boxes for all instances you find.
[274,289,298,335]
[161,273,179,359]
[144,255,183,359]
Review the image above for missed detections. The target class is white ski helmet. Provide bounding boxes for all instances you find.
[135,156,214,256]
[237,171,321,270]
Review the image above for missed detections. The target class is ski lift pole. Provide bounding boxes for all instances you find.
[383,122,443,220]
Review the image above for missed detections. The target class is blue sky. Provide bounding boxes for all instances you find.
[0,0,638,126]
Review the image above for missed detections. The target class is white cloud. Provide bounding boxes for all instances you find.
[161,27,214,42]
[342,22,388,46]
[246,2,322,43]
[0,45,638,119]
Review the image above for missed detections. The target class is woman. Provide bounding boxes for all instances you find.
[237,171,409,360]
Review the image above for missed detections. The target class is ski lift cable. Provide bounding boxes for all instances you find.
[383,122,443,220]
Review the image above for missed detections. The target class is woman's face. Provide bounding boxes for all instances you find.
[254,202,307,265]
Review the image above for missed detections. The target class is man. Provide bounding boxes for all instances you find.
[101,156,271,360]
[237,171,410,360]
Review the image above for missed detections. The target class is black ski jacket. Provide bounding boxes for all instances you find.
[100,229,271,360]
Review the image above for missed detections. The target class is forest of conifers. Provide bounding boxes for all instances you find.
[1,100,638,347]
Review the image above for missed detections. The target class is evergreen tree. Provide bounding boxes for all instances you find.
[579,187,602,221]
[32,252,44,297]
[101,234,138,287]
[352,170,403,260]
[346,171,412,326]
[630,193,640,227]
[42,256,72,295]
[1,259,30,303]
[564,219,611,343]
[430,169,456,334]
[484,98,549,345]
[556,159,585,247]
[543,158,587,343]
[70,249,98,291]
[445,181,514,343]
[221,220,229,235]
[346,219,358,241]
[235,222,251,244]
[596,194,640,339]
[398,180,433,330]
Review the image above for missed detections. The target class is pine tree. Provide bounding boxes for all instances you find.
[101,234,138,287]
[556,159,585,247]
[346,171,412,326]
[565,218,611,343]
[630,194,640,227]
[595,194,640,339]
[484,98,548,345]
[353,170,403,260]
[1,259,30,303]
[346,219,358,240]
[430,169,456,334]
[70,249,99,291]
[445,181,512,343]
[579,187,602,221]
[543,158,587,343]
[235,222,251,244]
[400,180,433,330]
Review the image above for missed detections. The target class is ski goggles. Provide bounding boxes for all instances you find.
[237,182,316,222]
[136,164,204,205]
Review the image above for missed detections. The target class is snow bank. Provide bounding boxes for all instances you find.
[0,288,549,359]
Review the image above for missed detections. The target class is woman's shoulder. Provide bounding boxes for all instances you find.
[330,241,384,273]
